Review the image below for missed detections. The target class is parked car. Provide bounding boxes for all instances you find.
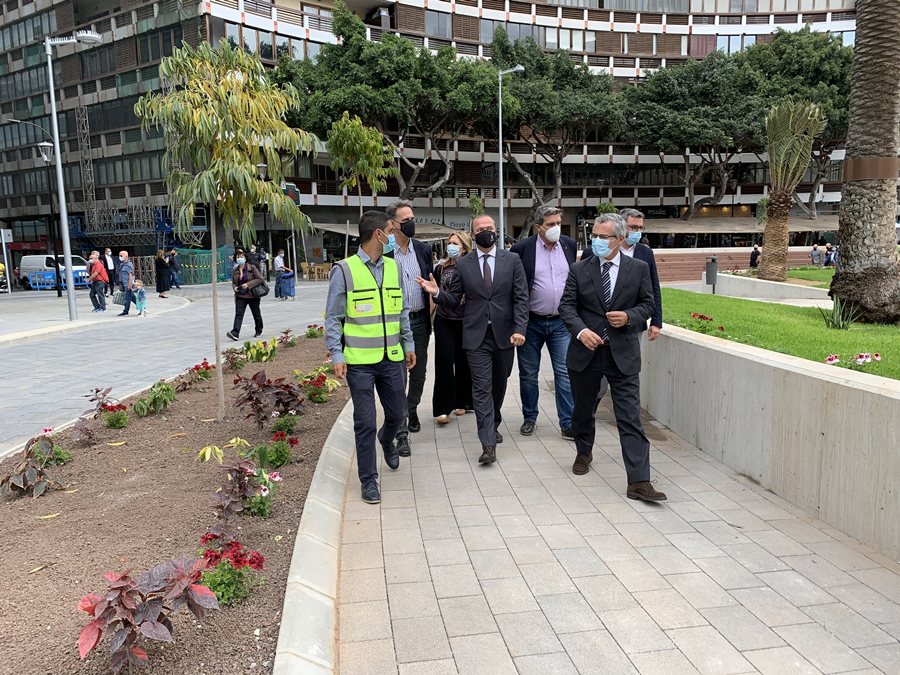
[19,254,89,289]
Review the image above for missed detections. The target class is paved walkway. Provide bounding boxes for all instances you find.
[0,282,329,456]
[337,354,900,675]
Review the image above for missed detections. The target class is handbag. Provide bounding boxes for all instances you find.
[250,279,269,298]
[112,290,125,305]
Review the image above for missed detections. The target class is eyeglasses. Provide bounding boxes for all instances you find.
[627,225,644,232]
[590,234,619,241]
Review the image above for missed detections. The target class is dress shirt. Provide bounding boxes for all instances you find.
[273,254,285,272]
[104,254,115,270]
[620,244,635,258]
[577,251,622,341]
[393,241,425,312]
[324,247,414,365]
[530,238,569,315]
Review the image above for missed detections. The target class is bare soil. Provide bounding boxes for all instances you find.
[0,336,349,675]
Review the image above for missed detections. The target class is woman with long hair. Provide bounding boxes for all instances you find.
[227,248,265,341]
[431,231,474,424]
[155,250,170,298]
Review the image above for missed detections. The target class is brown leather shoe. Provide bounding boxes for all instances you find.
[627,481,667,502]
[573,453,592,475]
[478,446,497,464]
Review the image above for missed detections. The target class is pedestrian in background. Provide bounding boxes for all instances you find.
[273,248,291,299]
[509,205,578,440]
[103,247,119,295]
[432,231,473,425]
[87,250,108,313]
[809,243,825,268]
[134,279,148,317]
[118,251,135,317]
[325,211,415,504]
[750,244,761,269]
[155,250,171,298]
[167,248,182,289]
[385,199,433,458]
[227,250,265,341]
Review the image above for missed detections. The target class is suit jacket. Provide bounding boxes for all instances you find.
[559,254,654,376]
[433,247,530,350]
[582,243,661,330]
[387,237,434,333]
[509,234,579,292]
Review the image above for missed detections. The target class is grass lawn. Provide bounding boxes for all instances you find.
[662,288,900,380]
[786,266,834,288]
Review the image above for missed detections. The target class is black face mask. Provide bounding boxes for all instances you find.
[399,219,416,238]
[474,230,496,249]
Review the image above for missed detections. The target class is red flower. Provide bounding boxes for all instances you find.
[288,437,299,447]
[202,548,222,568]
[248,551,264,571]
[718,326,725,331]
[200,532,220,545]
[226,540,243,553]
[227,550,250,570]
[272,431,286,441]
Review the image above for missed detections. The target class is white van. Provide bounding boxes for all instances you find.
[19,254,89,289]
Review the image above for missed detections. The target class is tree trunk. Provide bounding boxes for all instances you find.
[209,207,226,421]
[830,0,900,323]
[682,165,727,220]
[358,181,363,220]
[758,190,792,282]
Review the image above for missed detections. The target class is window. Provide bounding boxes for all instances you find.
[572,30,584,52]
[276,34,290,58]
[743,34,755,48]
[243,27,258,54]
[729,35,741,52]
[226,22,240,50]
[307,42,321,60]
[560,29,571,50]
[138,26,182,63]
[425,10,451,38]
[716,35,728,52]
[841,31,855,46]
[546,27,558,49]
[210,16,226,46]
[81,45,115,79]
[260,32,273,60]
[586,31,595,52]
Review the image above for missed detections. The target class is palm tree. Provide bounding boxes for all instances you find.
[830,0,900,323]
[758,101,826,283]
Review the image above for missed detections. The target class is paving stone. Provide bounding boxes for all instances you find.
[802,603,897,649]
[666,532,726,559]
[397,659,458,675]
[505,535,557,565]
[382,528,425,555]
[693,556,762,590]
[460,524,505,551]
[493,514,540,539]
[806,541,883,572]
[720,542,791,573]
[342,518,383,544]
[384,552,432,584]
[392,615,452,663]
[851,567,900,605]
[341,542,385,571]
[339,638,397,675]
[453,504,495,527]
[513,653,579,675]
[667,625,755,675]
[553,547,611,578]
[524,502,571,526]
[637,545,700,576]
[496,610,563,657]
[469,548,520,580]
[666,572,737,609]
[387,581,441,620]
[418,516,460,541]
[424,539,470,568]
[439,594,498,637]
[340,568,387,604]
[857,643,900,673]
[537,523,589,550]
[567,512,618,537]
[558,629,639,675]
[535,591,604,634]
[576,574,640,613]
[742,646,821,675]
[607,559,672,593]
[340,599,392,642]
[518,561,578,596]
[730,586,811,627]
[584,533,644,562]
[747,530,814,558]
[700,605,785,651]
[633,589,707,629]
[828,583,900,625]
[482,576,540,614]
[450,633,517,675]
[781,554,856,588]
[614,522,670,548]
[600,607,674,653]
[431,563,482,598]
[774,623,872,673]
[628,649,702,675]
[757,570,836,607]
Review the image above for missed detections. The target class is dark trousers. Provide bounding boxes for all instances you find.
[122,287,134,314]
[396,311,431,439]
[466,329,515,448]
[233,296,262,337]
[274,270,283,298]
[89,280,106,310]
[432,315,473,417]
[569,346,650,484]
[346,359,407,485]
[105,269,116,295]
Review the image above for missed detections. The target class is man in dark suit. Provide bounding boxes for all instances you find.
[417,215,529,464]
[559,213,666,502]
[509,206,578,440]
[385,200,434,456]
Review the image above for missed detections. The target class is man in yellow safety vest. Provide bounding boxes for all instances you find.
[325,211,416,504]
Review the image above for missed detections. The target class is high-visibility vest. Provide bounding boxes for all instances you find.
[337,255,404,365]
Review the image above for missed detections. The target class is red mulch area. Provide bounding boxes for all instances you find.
[0,336,349,674]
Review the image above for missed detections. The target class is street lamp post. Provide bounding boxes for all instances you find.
[497,65,524,239]
[45,30,102,321]
[37,142,61,298]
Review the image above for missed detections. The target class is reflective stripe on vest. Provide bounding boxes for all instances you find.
[338,255,404,364]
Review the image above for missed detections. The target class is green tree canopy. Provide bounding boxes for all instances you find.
[625,50,766,220]
[736,27,852,218]
[271,0,502,199]
[489,28,623,236]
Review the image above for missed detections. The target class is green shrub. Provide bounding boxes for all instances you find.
[271,413,300,435]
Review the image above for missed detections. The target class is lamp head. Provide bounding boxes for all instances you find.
[512,64,525,73]
[256,163,268,180]
[75,30,102,45]
[37,142,53,163]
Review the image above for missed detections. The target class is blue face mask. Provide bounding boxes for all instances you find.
[447,244,462,259]
[592,238,611,259]
[381,233,395,254]
[236,257,246,265]
[625,232,641,246]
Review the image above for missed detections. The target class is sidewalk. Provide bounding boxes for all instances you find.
[335,355,900,675]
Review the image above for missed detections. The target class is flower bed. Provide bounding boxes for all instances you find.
[0,336,349,674]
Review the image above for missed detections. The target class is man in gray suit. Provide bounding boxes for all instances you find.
[417,215,529,464]
[559,213,666,502]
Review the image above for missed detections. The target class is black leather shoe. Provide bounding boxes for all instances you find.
[361,480,381,504]
[408,412,421,433]
[227,331,239,341]
[520,421,536,436]
[254,331,263,338]
[383,443,400,470]
[396,436,411,457]
[561,427,575,441]
[495,431,503,444]
[478,446,497,464]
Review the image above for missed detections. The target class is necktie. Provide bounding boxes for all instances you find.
[600,261,612,341]
[483,254,492,295]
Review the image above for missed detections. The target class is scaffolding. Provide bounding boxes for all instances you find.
[76,106,97,233]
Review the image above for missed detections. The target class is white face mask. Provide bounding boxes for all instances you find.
[543,225,561,243]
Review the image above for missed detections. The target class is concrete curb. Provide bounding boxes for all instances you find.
[273,398,356,675]
[0,296,192,348]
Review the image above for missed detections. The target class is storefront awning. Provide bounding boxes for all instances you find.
[642,215,839,234]
[310,221,460,242]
